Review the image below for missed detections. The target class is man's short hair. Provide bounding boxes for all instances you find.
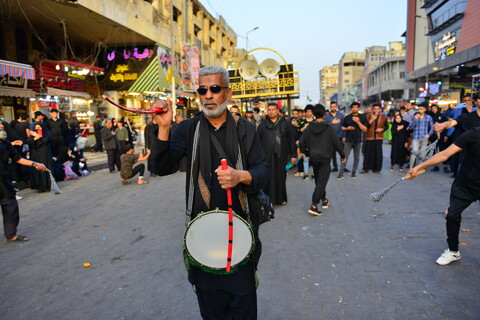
[123,143,134,154]
[330,101,337,106]
[304,104,314,112]
[34,111,44,118]
[50,109,59,113]
[253,107,260,113]
[267,102,278,108]
[313,104,326,118]
[372,103,382,109]
[350,102,360,109]
[19,113,28,120]
[199,66,229,85]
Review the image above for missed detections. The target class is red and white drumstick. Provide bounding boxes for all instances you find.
[102,95,166,114]
[220,159,234,272]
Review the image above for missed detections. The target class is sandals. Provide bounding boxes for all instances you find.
[138,180,149,184]
[7,235,29,242]
[122,180,131,185]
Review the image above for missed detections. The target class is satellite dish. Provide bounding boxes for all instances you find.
[239,60,259,81]
[259,58,280,79]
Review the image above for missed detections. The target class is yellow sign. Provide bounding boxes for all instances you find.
[229,69,300,99]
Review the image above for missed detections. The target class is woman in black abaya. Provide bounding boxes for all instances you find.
[27,123,51,192]
[390,114,409,172]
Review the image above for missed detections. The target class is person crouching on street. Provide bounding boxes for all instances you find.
[120,144,151,185]
[0,122,47,242]
[299,104,346,216]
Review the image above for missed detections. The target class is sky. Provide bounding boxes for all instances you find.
[198,0,407,106]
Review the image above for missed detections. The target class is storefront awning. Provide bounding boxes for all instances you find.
[47,87,91,98]
[0,86,35,98]
[0,59,35,80]
[128,58,169,93]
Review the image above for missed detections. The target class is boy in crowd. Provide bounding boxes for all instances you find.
[120,144,151,185]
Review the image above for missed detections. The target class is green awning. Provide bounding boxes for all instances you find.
[128,58,168,93]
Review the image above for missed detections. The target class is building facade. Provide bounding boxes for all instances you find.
[0,0,238,125]
[338,52,365,108]
[319,64,338,106]
[366,42,414,104]
[406,0,480,105]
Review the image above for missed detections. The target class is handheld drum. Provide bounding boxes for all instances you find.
[184,210,254,271]
[183,159,254,273]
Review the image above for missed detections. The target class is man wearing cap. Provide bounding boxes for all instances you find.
[46,109,67,157]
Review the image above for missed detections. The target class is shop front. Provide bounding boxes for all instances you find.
[0,59,36,121]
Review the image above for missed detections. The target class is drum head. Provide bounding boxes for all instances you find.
[185,211,253,270]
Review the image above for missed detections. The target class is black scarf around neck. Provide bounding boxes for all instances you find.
[193,111,239,209]
[266,117,283,159]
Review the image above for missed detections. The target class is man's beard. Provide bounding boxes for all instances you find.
[201,99,228,118]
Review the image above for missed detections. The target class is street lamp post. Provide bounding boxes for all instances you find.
[246,27,259,51]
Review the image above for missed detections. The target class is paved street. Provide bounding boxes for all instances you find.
[1,145,479,320]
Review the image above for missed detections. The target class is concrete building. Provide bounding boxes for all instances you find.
[366,42,414,104]
[361,46,387,102]
[406,0,480,105]
[338,52,365,107]
[319,64,338,106]
[0,0,238,124]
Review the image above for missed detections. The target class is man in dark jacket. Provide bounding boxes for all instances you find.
[299,104,345,216]
[257,102,296,205]
[92,115,104,152]
[151,66,267,319]
[101,119,121,173]
[45,109,67,157]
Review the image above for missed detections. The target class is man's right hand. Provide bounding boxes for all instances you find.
[153,99,173,141]
[152,99,173,128]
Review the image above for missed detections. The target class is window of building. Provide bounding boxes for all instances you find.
[173,6,181,23]
[400,72,405,79]
[344,71,350,75]
[344,80,350,84]
[194,25,201,37]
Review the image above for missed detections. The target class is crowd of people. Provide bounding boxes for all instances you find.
[2,64,478,319]
[237,96,479,215]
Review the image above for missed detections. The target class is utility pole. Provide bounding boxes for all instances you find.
[170,3,176,115]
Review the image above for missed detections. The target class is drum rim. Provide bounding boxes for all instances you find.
[183,209,255,273]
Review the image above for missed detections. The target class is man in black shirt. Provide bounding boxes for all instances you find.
[151,66,267,319]
[337,102,368,180]
[0,122,47,241]
[46,109,67,157]
[407,127,480,265]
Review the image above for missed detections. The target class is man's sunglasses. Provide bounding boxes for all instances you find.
[196,84,229,95]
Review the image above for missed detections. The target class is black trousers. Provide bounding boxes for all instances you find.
[311,161,331,204]
[50,139,65,157]
[1,198,20,239]
[195,286,257,320]
[128,163,145,179]
[106,149,121,172]
[331,137,344,170]
[92,133,103,152]
[446,180,479,251]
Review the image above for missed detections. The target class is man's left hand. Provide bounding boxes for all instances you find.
[11,140,23,146]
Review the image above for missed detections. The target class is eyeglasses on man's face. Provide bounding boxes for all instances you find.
[196,84,229,95]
